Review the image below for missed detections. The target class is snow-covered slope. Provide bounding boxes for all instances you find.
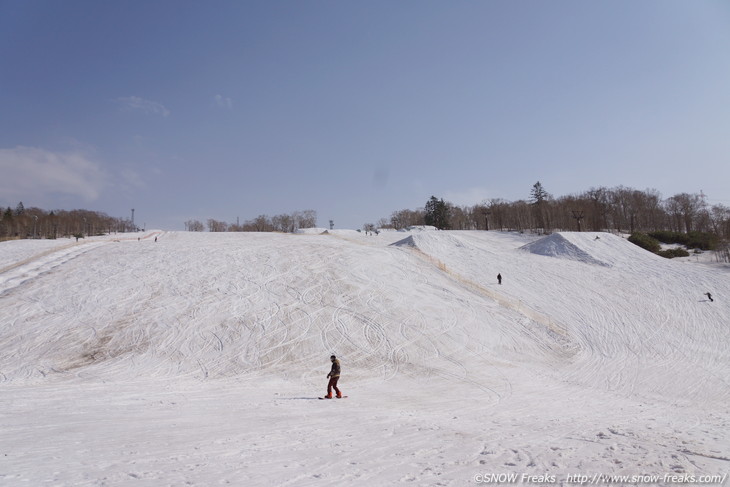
[398,231,728,404]
[0,230,727,486]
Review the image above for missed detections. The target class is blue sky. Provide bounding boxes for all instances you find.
[1,1,729,230]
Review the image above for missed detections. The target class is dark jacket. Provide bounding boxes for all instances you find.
[328,359,341,378]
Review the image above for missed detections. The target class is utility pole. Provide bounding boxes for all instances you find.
[131,208,135,231]
[572,210,584,232]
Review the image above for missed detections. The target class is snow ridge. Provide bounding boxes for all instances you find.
[520,232,611,267]
[391,235,417,248]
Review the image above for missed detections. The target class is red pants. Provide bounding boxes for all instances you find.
[327,376,341,397]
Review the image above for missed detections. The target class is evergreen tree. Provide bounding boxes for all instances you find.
[530,182,550,232]
[530,182,549,204]
[424,196,450,230]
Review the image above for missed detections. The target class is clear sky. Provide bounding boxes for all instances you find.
[1,0,729,230]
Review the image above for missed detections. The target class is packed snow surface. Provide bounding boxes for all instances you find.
[0,230,728,486]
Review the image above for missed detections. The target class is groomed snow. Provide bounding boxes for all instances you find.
[0,230,728,486]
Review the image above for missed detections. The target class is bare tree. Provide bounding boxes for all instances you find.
[296,210,318,229]
[584,187,610,231]
[708,204,730,237]
[376,217,391,229]
[185,219,205,232]
[664,193,703,233]
[488,199,510,231]
[448,205,473,230]
[251,215,273,232]
[389,208,424,230]
[207,219,228,232]
[271,214,294,233]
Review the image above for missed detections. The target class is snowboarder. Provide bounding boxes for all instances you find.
[497,273,502,285]
[325,355,342,399]
[705,292,714,302]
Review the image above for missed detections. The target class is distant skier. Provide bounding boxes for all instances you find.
[497,273,502,285]
[705,292,714,302]
[324,355,343,399]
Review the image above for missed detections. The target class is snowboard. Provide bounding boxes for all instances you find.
[319,396,348,400]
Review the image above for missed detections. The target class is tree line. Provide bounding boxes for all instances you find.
[0,202,137,241]
[185,210,318,233]
[4,183,729,247]
[374,183,730,240]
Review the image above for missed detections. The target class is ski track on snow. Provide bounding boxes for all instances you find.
[0,229,728,486]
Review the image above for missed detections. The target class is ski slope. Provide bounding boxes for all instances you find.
[0,229,728,486]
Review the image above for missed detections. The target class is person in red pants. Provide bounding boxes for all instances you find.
[325,355,342,398]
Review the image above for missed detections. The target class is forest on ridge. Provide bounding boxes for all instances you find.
[3,184,730,248]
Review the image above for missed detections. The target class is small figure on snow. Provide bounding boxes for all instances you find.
[497,273,502,285]
[325,355,343,399]
[705,292,714,302]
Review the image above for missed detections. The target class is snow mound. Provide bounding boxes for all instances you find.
[391,235,417,248]
[390,232,468,252]
[391,231,471,251]
[520,233,611,267]
[295,227,328,235]
[406,225,438,232]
